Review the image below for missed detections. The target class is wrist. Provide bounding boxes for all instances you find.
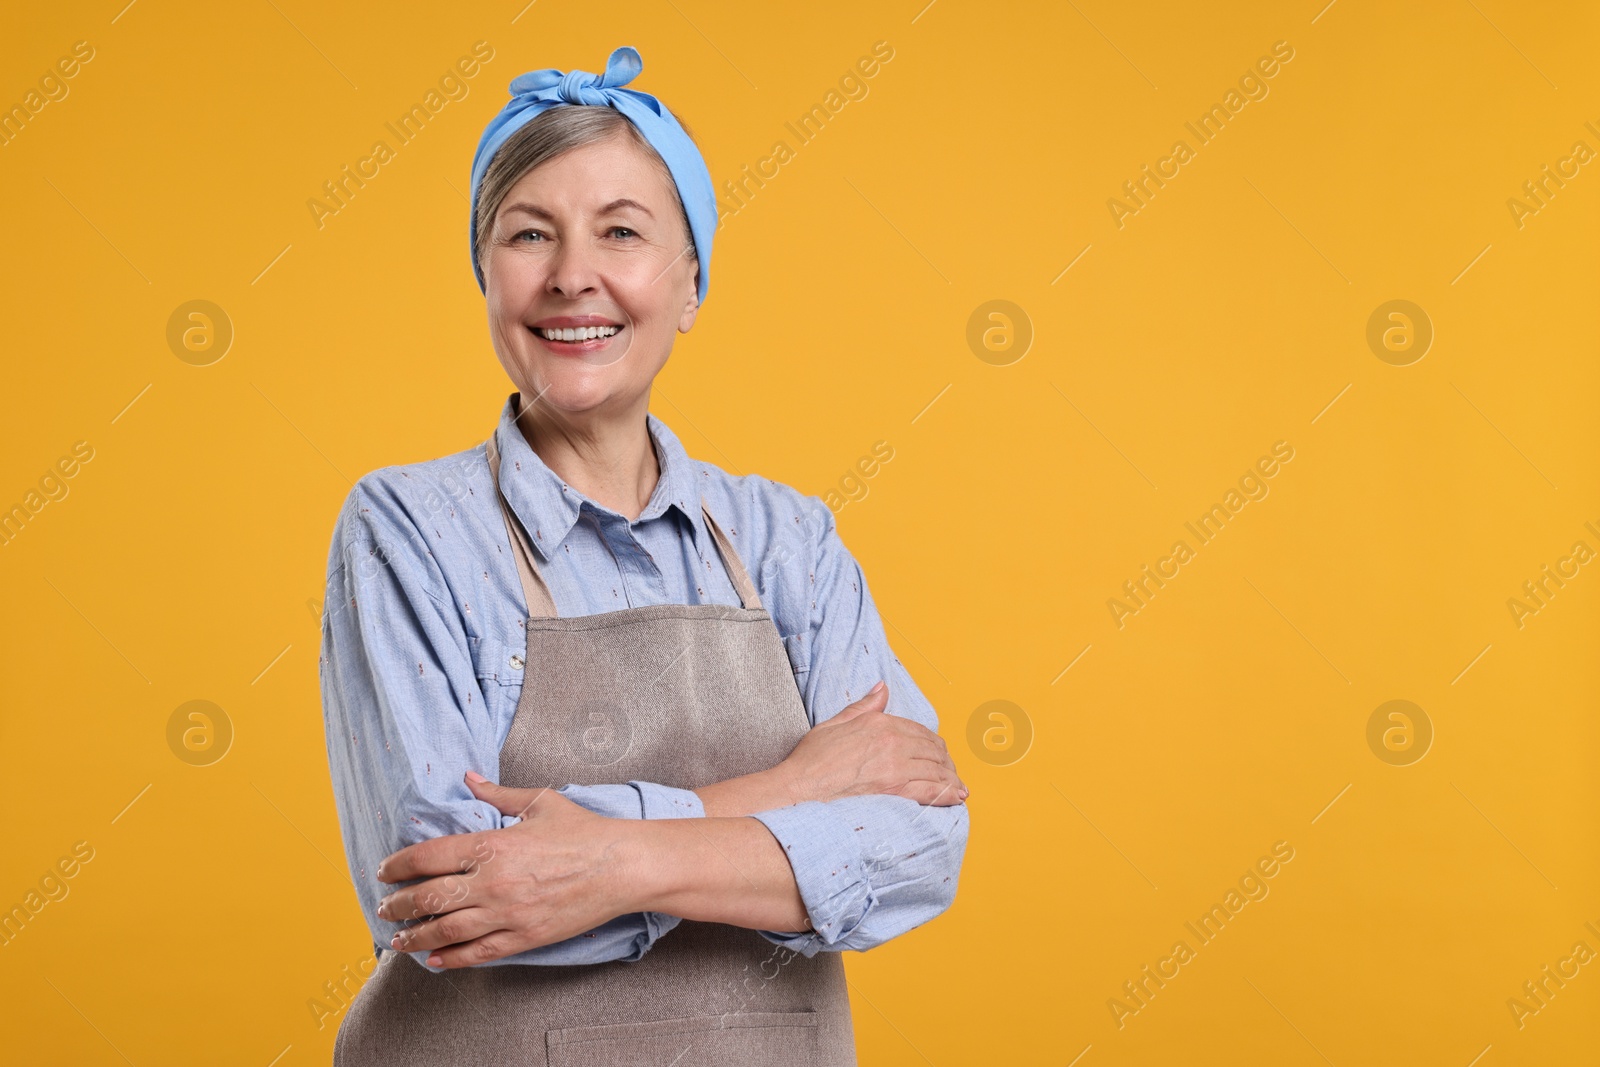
[618,816,812,932]
[611,818,665,915]
[616,817,697,915]
[763,762,803,808]
[694,765,798,818]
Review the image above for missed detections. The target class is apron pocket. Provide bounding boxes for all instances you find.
[546,1010,820,1067]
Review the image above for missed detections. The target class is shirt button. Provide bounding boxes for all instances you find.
[509,654,524,669]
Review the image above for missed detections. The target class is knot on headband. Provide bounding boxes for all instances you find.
[469,46,717,304]
[505,46,642,105]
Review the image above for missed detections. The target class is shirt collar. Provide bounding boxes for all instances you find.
[490,392,708,563]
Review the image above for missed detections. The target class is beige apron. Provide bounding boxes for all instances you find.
[334,428,857,1065]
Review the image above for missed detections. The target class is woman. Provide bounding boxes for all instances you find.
[319,45,970,1065]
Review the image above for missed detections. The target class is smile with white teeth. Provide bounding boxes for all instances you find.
[534,325,621,342]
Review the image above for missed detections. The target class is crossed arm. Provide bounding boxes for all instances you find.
[320,481,970,973]
[371,681,967,968]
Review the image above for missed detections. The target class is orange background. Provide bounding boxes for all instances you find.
[1,0,1596,1063]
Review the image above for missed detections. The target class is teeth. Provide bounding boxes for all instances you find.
[536,325,620,341]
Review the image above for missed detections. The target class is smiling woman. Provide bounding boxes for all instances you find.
[319,45,969,1067]
[473,123,704,456]
[473,106,702,391]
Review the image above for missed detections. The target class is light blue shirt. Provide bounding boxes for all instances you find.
[318,393,969,972]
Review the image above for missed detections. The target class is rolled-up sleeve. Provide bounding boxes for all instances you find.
[559,781,706,821]
[747,501,970,955]
[319,479,695,969]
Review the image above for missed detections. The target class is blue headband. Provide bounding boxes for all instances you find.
[469,46,716,305]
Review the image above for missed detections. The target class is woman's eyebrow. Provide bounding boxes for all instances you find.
[598,198,655,218]
[501,199,655,220]
[501,202,554,220]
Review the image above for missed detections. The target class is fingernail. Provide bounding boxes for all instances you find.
[465,770,487,783]
[958,787,969,799]
[869,680,885,694]
[427,954,443,967]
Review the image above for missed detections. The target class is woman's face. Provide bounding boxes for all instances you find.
[483,131,700,425]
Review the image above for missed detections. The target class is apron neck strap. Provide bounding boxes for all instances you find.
[485,431,764,619]
[486,432,560,618]
[698,503,763,611]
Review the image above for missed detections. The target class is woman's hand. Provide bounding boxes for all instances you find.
[774,681,968,805]
[695,682,968,816]
[374,774,638,969]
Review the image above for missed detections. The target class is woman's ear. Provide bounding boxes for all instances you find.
[677,272,701,333]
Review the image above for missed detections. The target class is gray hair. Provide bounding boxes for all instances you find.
[472,105,698,282]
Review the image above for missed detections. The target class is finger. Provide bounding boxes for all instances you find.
[898,735,956,768]
[378,868,481,923]
[895,778,969,806]
[377,831,497,884]
[893,756,968,799]
[425,928,526,969]
[389,906,499,956]
[888,724,961,772]
[926,744,965,785]
[907,761,967,799]
[465,773,550,818]
[825,684,891,725]
[870,724,956,770]
[859,681,889,708]
[861,710,936,746]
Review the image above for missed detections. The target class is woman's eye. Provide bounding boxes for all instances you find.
[511,227,634,241]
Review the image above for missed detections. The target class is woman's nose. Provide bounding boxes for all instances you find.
[545,239,600,298]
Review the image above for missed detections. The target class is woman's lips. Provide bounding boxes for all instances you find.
[528,324,624,354]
